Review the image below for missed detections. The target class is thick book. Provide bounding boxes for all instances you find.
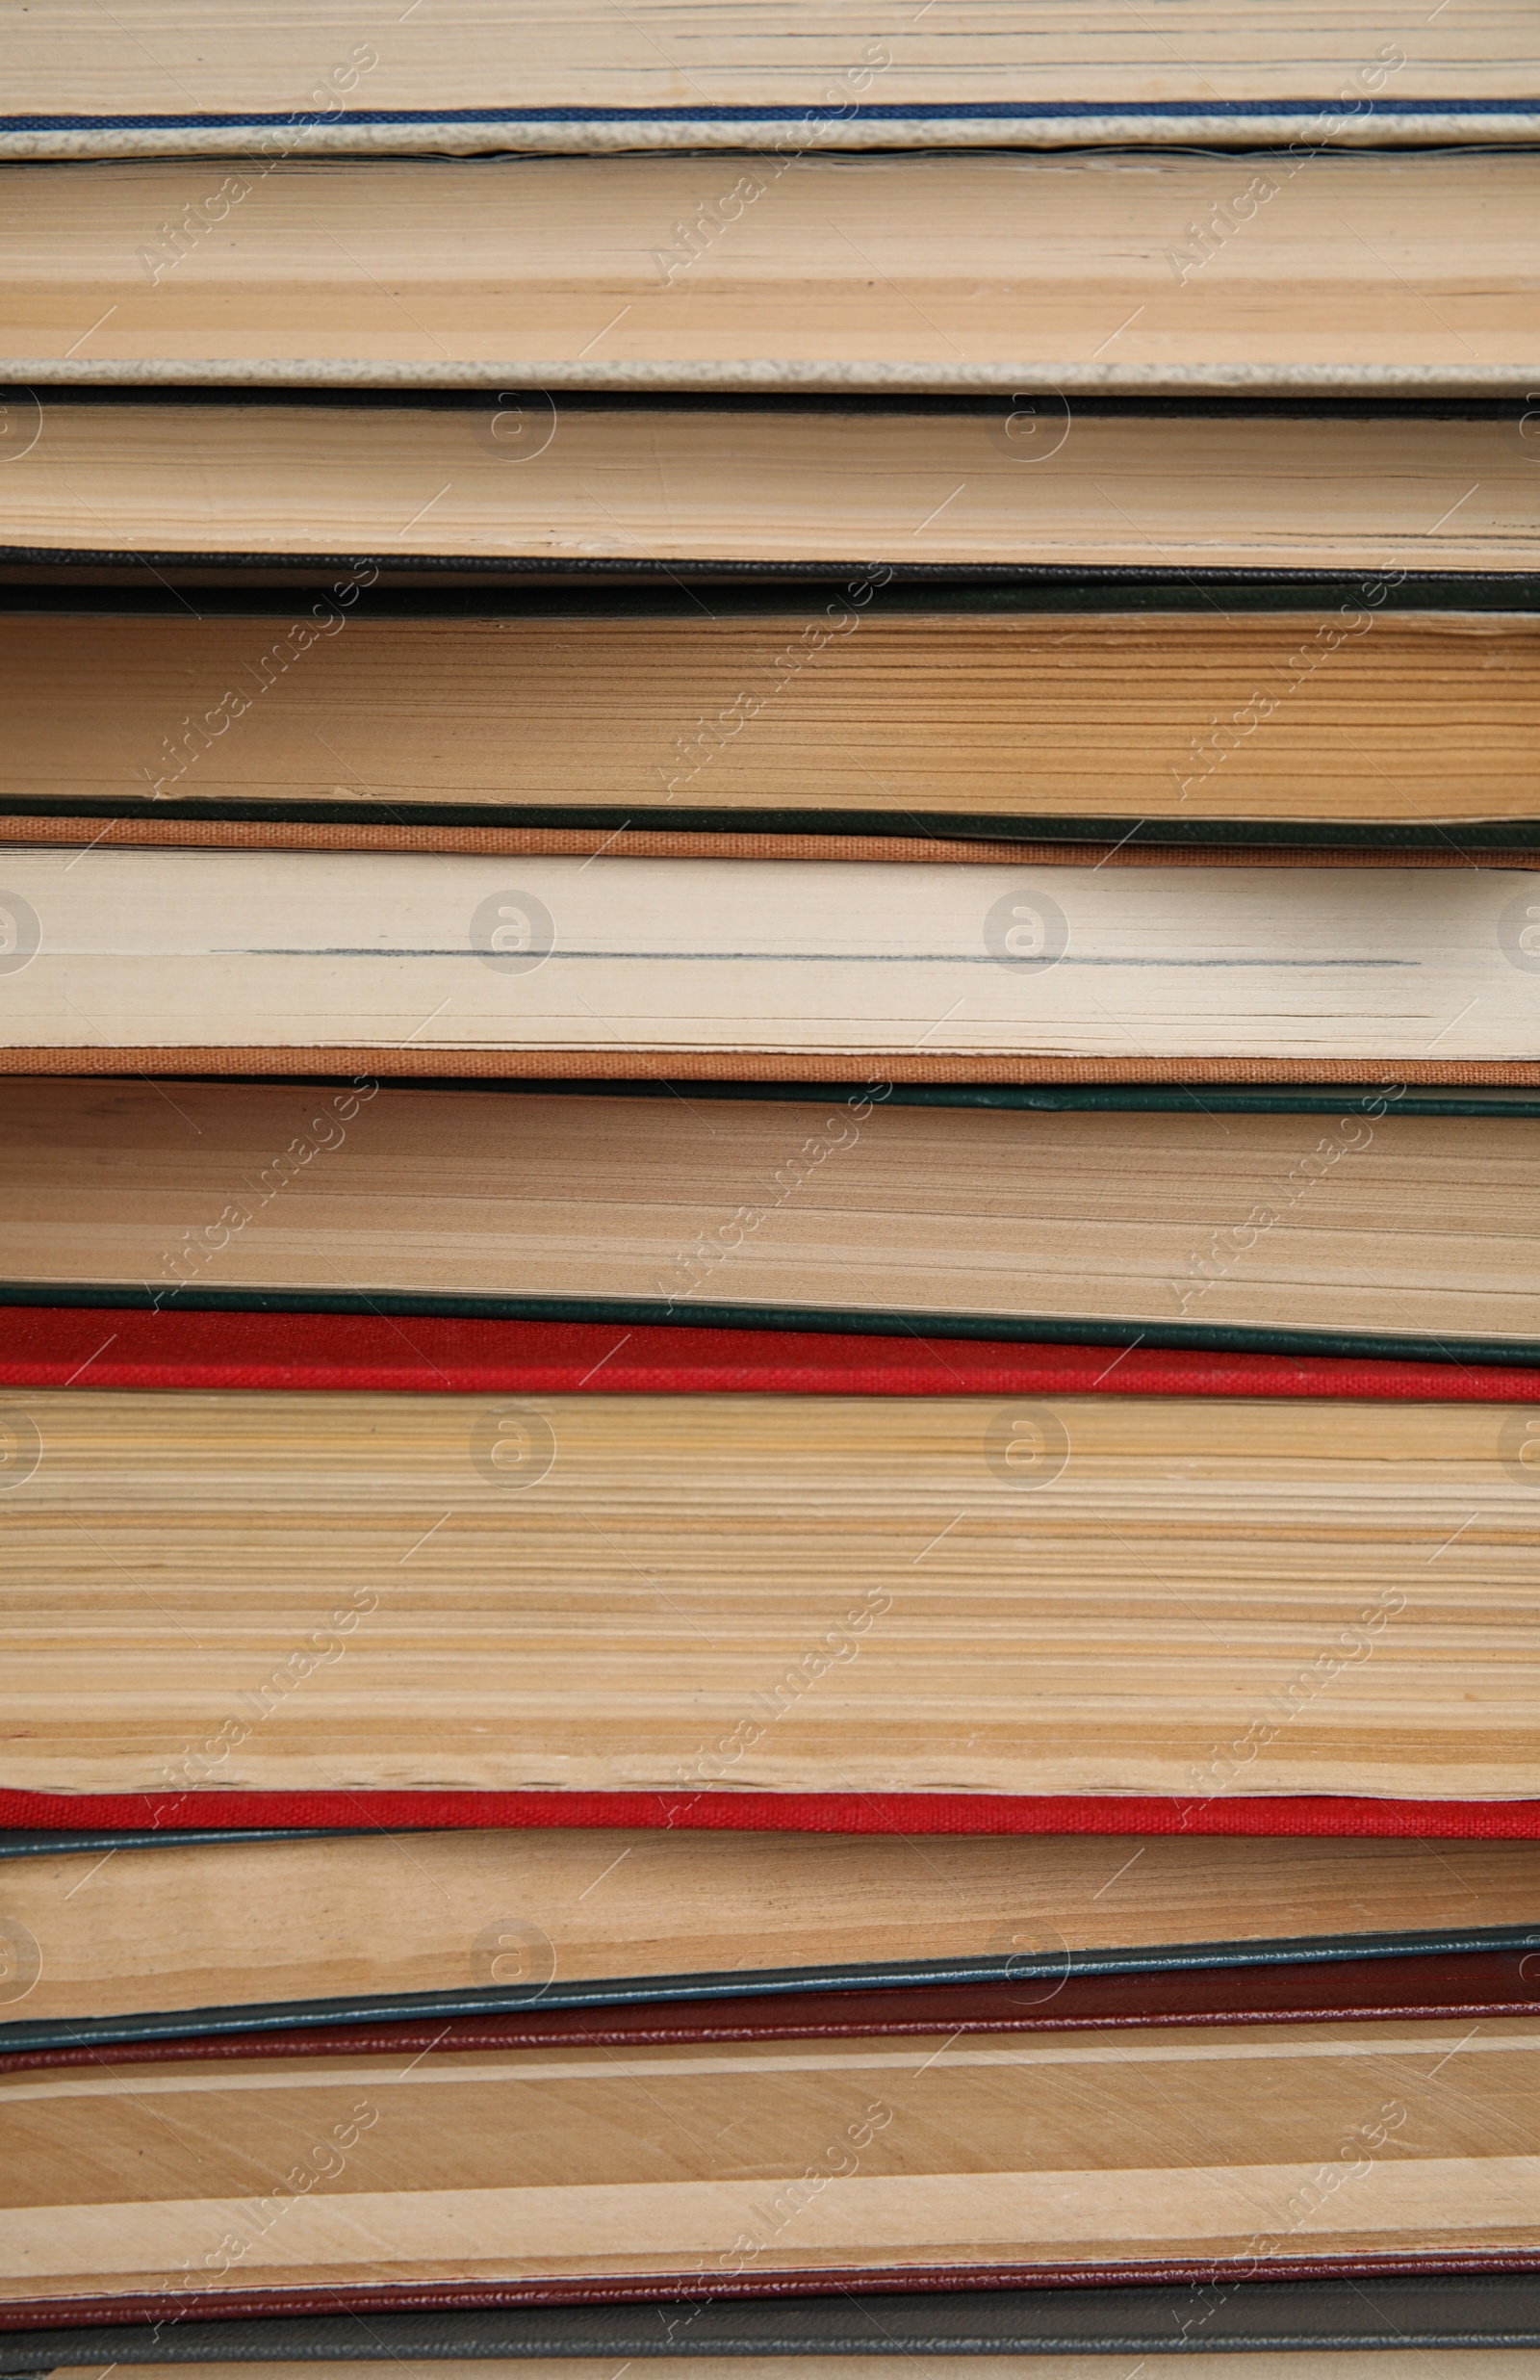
[5,400,1533,580]
[5,1,1534,159]
[6,1081,1540,1359]
[0,853,1536,1078]
[3,1823,1539,2054]
[8,594,1540,843]
[4,1961,1540,2319]
[4,153,1535,391]
[0,1305,1535,1831]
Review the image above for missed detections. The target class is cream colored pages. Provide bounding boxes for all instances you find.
[9,610,1540,828]
[4,2025,1539,2296]
[0,852,1533,1065]
[7,154,1538,390]
[1,1391,1533,1798]
[9,1828,1540,2027]
[5,1083,1538,1347]
[4,0,1533,138]
[4,406,1533,571]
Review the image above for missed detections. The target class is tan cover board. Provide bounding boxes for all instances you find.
[0,1389,1535,1799]
[7,155,1540,391]
[4,407,1536,572]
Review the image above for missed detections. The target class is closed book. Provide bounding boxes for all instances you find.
[8,593,1540,845]
[0,1303,1534,1833]
[0,857,1537,1077]
[5,1959,1540,2320]
[7,1,1535,159]
[5,402,1536,581]
[4,154,1536,391]
[4,1822,1539,2054]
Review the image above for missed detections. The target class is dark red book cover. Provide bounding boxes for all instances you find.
[6,1953,1540,2331]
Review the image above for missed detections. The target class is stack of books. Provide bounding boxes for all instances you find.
[1,4,1538,2367]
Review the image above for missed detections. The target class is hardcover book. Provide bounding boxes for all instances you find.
[4,402,1536,579]
[5,1962,1540,2319]
[6,594,1540,843]
[4,1824,1539,2054]
[0,859,1536,1077]
[0,1306,1534,1833]
[4,153,1536,391]
[6,0,1532,158]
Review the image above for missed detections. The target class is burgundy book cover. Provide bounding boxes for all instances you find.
[9,1947,1540,2074]
[4,1953,1539,2330]
[6,1303,1538,1844]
